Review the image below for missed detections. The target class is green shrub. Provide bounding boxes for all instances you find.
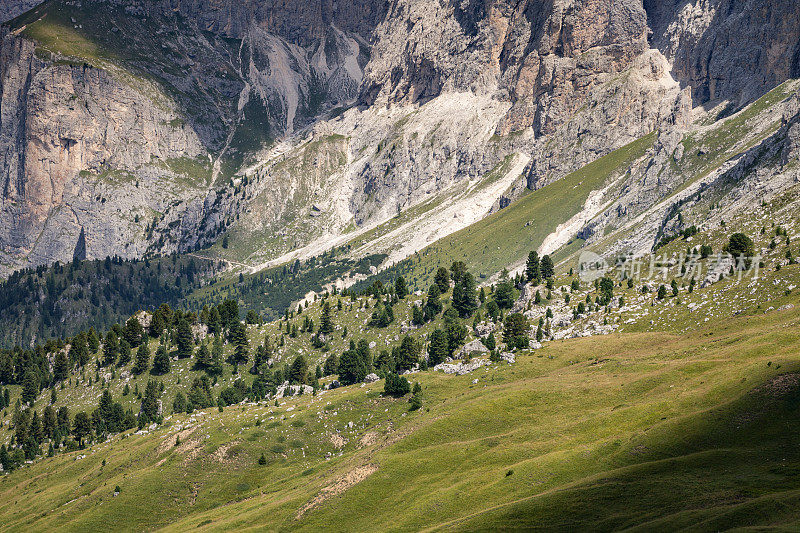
[384,373,411,397]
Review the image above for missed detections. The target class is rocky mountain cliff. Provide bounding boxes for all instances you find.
[0,0,42,23]
[0,0,798,277]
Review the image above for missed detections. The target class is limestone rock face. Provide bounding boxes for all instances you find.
[0,1,43,23]
[362,0,652,137]
[645,0,800,108]
[0,29,206,271]
[496,0,650,136]
[0,0,376,274]
[0,0,798,276]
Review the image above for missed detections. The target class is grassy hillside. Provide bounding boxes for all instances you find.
[1,292,800,530]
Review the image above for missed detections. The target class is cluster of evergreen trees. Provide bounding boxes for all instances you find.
[0,251,552,469]
[189,250,387,323]
[1,400,71,470]
[0,254,219,349]
[0,246,387,352]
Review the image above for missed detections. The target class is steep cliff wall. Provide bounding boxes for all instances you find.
[0,0,43,23]
[645,0,800,108]
[0,0,798,277]
[0,0,375,274]
[0,27,208,271]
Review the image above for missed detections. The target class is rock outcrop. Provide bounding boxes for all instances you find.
[0,1,43,23]
[0,0,798,276]
[0,28,206,271]
[645,0,800,108]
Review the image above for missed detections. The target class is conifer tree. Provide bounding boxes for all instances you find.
[22,370,39,405]
[207,336,224,376]
[323,354,339,376]
[412,304,424,325]
[54,351,70,382]
[383,373,411,397]
[195,343,211,371]
[540,255,555,279]
[72,411,92,447]
[245,310,260,325]
[175,317,194,359]
[0,444,9,472]
[427,329,449,366]
[139,380,160,423]
[133,343,150,375]
[424,284,443,321]
[484,332,496,351]
[69,334,88,367]
[450,261,467,285]
[526,251,540,284]
[494,270,516,309]
[172,391,187,414]
[87,328,100,353]
[228,321,249,366]
[123,316,144,348]
[103,331,119,367]
[30,410,42,443]
[356,339,373,373]
[453,271,478,318]
[434,267,451,293]
[149,307,167,338]
[151,345,170,375]
[396,335,420,372]
[503,313,529,350]
[319,302,334,335]
[290,355,309,384]
[394,276,408,299]
[337,343,367,385]
[657,285,668,299]
[118,339,132,366]
[207,307,221,335]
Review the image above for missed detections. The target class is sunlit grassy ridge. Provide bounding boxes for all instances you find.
[675,80,797,193]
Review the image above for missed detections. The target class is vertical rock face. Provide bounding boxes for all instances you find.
[0,0,799,276]
[497,0,650,136]
[361,0,651,136]
[0,0,378,274]
[0,28,206,271]
[155,0,386,43]
[645,0,800,107]
[0,1,43,23]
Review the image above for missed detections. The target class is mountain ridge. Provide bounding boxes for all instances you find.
[0,0,798,313]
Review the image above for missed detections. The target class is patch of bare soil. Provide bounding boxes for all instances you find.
[211,440,243,465]
[156,426,200,466]
[358,431,378,448]
[296,464,378,518]
[330,433,346,449]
